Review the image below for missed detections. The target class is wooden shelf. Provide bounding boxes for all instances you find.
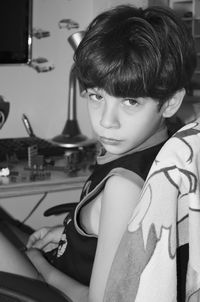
[170,0,200,77]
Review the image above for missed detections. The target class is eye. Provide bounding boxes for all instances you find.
[122,98,138,107]
[88,93,103,103]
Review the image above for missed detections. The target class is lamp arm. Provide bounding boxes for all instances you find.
[67,63,77,121]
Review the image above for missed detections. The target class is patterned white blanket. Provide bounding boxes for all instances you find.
[104,120,200,302]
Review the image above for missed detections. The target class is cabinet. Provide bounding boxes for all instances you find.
[169,0,200,86]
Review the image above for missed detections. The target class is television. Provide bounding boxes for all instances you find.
[0,0,33,64]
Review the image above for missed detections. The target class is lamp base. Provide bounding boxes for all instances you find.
[51,133,96,148]
[51,120,96,148]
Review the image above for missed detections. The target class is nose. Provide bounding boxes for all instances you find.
[100,100,120,129]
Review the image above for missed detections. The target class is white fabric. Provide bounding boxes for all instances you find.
[104,119,200,302]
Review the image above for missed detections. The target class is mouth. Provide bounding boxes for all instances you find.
[100,136,122,145]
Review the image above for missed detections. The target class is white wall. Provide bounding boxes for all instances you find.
[0,0,94,140]
[93,0,148,15]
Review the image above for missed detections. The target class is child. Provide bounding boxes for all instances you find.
[0,4,196,302]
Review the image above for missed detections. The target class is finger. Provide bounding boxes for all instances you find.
[26,228,49,249]
[31,232,53,250]
[26,233,38,249]
[43,243,58,253]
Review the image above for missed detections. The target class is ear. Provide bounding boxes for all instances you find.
[161,89,185,118]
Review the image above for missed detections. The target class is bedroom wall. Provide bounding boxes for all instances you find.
[0,0,94,140]
[0,0,198,141]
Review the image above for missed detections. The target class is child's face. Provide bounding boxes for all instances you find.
[87,88,165,155]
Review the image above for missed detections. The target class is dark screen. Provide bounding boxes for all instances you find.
[0,0,32,64]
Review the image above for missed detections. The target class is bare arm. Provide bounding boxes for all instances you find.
[88,175,142,302]
[27,175,142,302]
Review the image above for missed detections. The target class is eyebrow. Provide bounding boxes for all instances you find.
[88,88,104,95]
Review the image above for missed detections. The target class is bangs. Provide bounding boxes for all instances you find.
[75,17,162,99]
[75,47,161,100]
[76,54,147,98]
[74,5,196,103]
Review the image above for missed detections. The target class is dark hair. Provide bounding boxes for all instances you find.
[74,5,197,105]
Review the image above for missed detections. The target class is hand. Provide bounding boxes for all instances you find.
[26,225,64,252]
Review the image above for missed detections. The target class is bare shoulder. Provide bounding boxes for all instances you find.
[103,174,143,203]
[100,174,144,216]
[105,173,142,188]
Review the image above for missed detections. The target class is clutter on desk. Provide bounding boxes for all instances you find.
[0,167,9,177]
[0,135,97,185]
[0,108,97,183]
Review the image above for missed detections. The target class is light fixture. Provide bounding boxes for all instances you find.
[52,31,95,148]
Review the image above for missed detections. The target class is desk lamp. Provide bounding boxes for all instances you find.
[52,31,95,148]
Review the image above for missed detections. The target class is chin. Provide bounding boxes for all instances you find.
[103,145,127,155]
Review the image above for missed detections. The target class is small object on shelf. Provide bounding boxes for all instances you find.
[0,167,10,177]
[22,114,35,137]
[32,28,50,39]
[30,57,55,73]
[58,19,79,30]
[29,169,51,182]
[28,145,38,168]
[63,143,97,175]
[183,11,193,18]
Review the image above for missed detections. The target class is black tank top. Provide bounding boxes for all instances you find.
[45,142,165,285]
